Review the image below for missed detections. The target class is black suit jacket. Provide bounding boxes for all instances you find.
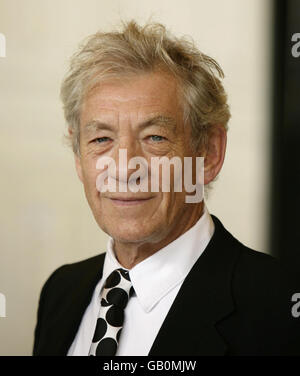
[33,216,300,355]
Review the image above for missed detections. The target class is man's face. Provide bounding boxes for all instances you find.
[76,71,199,245]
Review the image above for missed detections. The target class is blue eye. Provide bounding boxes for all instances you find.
[150,135,165,142]
[94,137,110,143]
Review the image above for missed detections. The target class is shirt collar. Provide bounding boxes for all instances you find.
[104,204,214,313]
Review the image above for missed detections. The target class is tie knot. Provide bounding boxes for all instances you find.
[104,268,131,287]
[101,268,134,309]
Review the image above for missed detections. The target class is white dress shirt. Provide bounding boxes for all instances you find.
[68,205,215,356]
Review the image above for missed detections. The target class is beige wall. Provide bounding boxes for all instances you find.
[0,0,272,355]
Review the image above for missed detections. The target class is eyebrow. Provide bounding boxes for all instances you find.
[83,115,177,134]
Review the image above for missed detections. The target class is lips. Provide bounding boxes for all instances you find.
[106,196,155,206]
[104,194,154,200]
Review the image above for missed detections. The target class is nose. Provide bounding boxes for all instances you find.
[112,136,147,187]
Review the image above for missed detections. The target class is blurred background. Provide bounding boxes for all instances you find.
[0,0,299,355]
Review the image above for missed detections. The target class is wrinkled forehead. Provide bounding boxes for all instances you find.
[79,71,185,127]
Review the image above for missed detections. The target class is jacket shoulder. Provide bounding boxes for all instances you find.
[211,216,299,355]
[211,215,287,289]
[33,253,105,355]
[44,253,106,288]
[232,240,290,293]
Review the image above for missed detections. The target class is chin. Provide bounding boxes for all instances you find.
[104,222,161,244]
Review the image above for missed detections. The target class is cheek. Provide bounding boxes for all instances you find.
[159,190,186,219]
[81,160,101,197]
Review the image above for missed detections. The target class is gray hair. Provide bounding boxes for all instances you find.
[60,20,230,156]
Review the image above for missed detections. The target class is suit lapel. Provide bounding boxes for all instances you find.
[149,216,240,355]
[54,254,106,355]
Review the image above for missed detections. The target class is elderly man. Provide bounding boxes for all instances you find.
[33,21,298,356]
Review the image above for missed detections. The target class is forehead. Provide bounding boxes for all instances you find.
[80,71,183,126]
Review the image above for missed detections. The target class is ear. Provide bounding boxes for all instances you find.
[68,127,83,183]
[203,124,227,185]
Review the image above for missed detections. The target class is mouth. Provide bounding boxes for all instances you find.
[107,196,155,206]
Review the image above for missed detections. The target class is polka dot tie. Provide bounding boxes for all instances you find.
[89,268,134,356]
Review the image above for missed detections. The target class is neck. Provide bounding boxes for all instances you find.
[113,201,204,269]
